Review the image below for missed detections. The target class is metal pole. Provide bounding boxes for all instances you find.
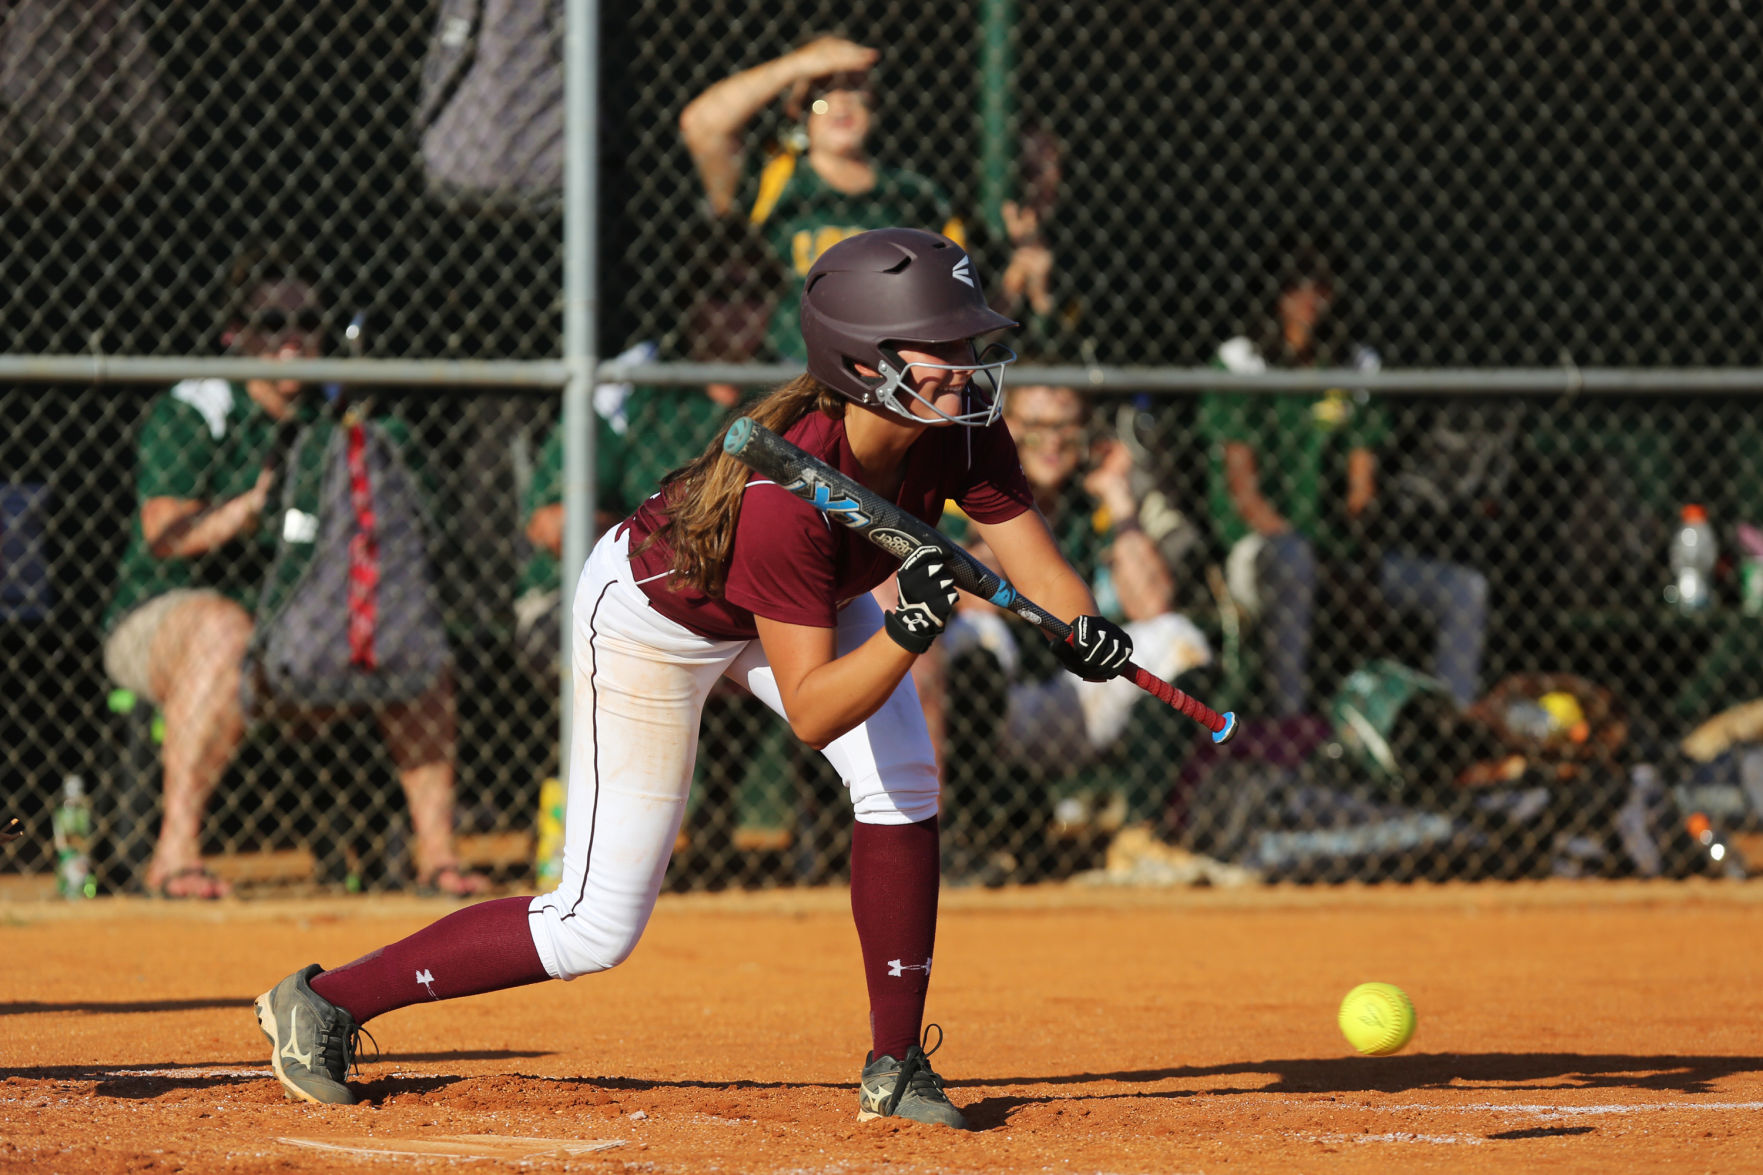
[17,352,1763,395]
[0,355,570,386]
[586,360,1763,396]
[978,0,1015,238]
[560,0,598,795]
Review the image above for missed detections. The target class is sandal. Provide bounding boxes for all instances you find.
[149,864,231,900]
[415,863,491,898]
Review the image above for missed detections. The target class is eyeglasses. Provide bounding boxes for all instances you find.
[1009,416,1085,449]
[247,308,324,334]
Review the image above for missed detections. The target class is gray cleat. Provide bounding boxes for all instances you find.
[857,1024,968,1129]
[254,964,364,1105]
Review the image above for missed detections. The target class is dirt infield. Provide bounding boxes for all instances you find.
[4,880,1762,1174]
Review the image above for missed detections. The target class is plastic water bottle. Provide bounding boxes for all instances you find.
[1669,504,1716,613]
[52,775,95,900]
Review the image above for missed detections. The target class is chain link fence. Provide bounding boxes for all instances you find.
[4,0,1763,895]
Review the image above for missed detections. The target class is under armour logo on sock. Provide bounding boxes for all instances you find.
[416,968,438,998]
[887,957,932,978]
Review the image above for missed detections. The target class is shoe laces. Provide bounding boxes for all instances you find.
[315,1012,378,1083]
[881,1024,949,1115]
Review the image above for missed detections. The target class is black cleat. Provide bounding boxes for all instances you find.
[253,964,367,1105]
[856,1024,968,1129]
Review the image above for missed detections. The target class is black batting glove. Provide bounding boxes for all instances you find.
[1051,614,1133,681]
[884,546,960,655]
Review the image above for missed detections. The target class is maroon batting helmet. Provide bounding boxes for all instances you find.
[800,228,1017,425]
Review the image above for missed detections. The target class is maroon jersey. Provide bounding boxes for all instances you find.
[626,411,1032,638]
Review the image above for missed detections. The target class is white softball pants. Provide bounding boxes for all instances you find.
[528,528,939,981]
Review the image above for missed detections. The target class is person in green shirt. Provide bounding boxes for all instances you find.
[925,383,1211,876]
[514,323,773,893]
[102,265,486,899]
[516,290,768,670]
[1200,240,1486,715]
[678,34,1054,363]
[516,376,748,666]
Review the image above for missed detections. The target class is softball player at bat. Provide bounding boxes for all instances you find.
[253,227,1136,1129]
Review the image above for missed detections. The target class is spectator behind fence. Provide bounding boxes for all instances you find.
[1376,397,1503,704]
[517,277,771,671]
[517,285,774,888]
[515,354,630,674]
[679,34,1054,364]
[923,382,1211,874]
[102,258,487,899]
[1201,239,1489,714]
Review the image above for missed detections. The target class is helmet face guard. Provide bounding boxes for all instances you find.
[800,228,1018,427]
[868,341,1017,427]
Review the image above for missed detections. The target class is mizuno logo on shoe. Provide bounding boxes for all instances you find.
[951,258,974,288]
[280,1008,314,1069]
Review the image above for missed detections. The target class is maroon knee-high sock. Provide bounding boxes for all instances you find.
[849,816,940,1061]
[309,895,550,1025]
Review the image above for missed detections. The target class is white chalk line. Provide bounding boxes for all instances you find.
[1253,1098,1763,1119]
[1300,1131,1484,1146]
[1361,1100,1763,1116]
[1268,1103,1763,1147]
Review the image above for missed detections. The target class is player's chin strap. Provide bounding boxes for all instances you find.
[868,343,1016,429]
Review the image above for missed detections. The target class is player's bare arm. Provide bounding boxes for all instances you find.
[971,506,1097,625]
[754,615,916,749]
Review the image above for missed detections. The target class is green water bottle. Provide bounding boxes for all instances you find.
[52,775,96,899]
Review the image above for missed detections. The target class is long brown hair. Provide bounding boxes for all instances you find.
[637,375,846,597]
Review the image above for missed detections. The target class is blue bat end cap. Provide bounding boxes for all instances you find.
[723,417,754,454]
[1211,712,1238,744]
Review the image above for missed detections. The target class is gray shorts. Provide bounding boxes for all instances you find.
[102,589,232,704]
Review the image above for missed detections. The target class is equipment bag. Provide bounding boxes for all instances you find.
[416,0,563,208]
[243,408,450,713]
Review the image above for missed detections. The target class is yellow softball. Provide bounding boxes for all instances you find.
[1338,982,1416,1056]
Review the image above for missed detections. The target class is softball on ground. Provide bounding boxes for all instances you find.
[1338,982,1416,1056]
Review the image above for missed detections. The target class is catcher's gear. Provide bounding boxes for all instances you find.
[800,227,1017,427]
[1052,614,1134,681]
[884,546,960,654]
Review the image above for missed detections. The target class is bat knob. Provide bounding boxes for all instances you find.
[1211,712,1238,745]
[723,417,754,455]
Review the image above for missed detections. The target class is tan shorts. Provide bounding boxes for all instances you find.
[102,589,232,704]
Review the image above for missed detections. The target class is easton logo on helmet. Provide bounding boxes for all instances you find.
[798,227,1018,427]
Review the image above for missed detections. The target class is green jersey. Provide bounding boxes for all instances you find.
[107,380,284,630]
[1200,337,1388,553]
[107,381,421,631]
[518,408,620,599]
[518,386,753,596]
[743,148,960,361]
